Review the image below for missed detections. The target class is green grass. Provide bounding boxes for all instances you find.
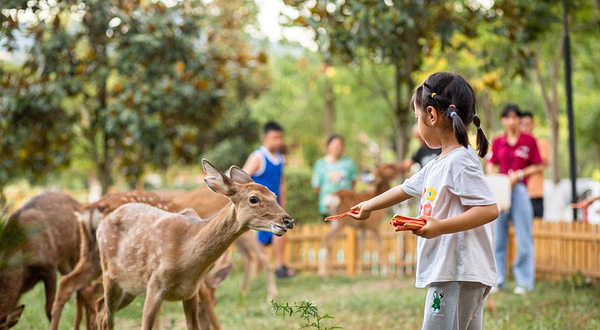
[14,271,600,330]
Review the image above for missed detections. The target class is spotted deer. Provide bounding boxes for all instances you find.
[96,160,294,330]
[167,186,278,300]
[318,163,401,278]
[50,191,179,330]
[0,192,83,329]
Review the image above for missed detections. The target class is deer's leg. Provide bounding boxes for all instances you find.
[238,245,252,297]
[50,262,98,330]
[141,280,164,330]
[99,276,123,330]
[74,290,84,330]
[356,230,365,276]
[41,267,57,321]
[198,286,221,330]
[255,246,277,300]
[319,221,344,278]
[182,293,201,330]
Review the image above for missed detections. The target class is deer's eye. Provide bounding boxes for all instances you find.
[249,196,259,204]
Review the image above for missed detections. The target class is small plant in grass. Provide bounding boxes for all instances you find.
[271,300,342,330]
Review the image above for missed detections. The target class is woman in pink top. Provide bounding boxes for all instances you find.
[486,104,544,294]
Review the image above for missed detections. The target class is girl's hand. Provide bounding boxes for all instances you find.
[348,201,372,220]
[413,216,443,239]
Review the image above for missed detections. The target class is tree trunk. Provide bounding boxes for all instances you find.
[0,184,7,214]
[391,61,411,162]
[322,59,335,137]
[533,50,561,184]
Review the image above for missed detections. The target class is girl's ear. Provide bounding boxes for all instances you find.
[426,105,439,126]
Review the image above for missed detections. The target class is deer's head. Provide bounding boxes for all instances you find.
[202,159,294,236]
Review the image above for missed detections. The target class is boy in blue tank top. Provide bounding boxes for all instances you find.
[243,121,296,278]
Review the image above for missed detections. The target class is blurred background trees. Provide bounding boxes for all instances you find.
[1,0,599,217]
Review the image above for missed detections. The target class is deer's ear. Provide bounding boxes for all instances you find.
[4,305,25,328]
[228,166,253,184]
[207,263,233,289]
[202,159,235,196]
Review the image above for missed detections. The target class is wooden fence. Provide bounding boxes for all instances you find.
[263,221,600,281]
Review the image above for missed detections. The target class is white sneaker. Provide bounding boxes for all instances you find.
[513,286,528,295]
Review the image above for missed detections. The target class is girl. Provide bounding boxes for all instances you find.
[350,72,499,330]
[312,134,357,220]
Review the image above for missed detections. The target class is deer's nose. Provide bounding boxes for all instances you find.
[283,216,294,229]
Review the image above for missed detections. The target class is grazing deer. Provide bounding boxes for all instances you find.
[0,192,83,329]
[167,186,278,300]
[96,160,294,330]
[50,191,180,330]
[318,163,401,278]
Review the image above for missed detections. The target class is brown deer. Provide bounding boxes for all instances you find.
[96,159,294,330]
[0,192,83,329]
[50,190,187,330]
[318,163,401,278]
[166,186,278,300]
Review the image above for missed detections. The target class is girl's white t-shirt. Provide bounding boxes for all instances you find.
[401,146,497,288]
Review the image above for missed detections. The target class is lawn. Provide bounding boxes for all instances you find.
[14,271,600,330]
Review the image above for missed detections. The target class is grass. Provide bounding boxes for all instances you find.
[13,271,600,330]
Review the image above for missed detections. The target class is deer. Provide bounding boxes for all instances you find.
[95,159,294,330]
[50,190,231,330]
[318,163,401,278]
[166,185,278,300]
[0,192,85,329]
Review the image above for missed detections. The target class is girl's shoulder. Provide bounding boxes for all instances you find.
[438,146,483,176]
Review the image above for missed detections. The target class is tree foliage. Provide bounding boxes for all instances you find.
[0,0,268,197]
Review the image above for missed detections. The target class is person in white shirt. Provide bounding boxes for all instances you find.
[349,72,499,330]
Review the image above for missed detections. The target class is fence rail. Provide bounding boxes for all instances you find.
[267,221,600,281]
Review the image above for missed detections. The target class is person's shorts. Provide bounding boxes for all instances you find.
[531,197,544,219]
[257,231,274,245]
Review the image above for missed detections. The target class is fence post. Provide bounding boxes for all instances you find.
[345,227,357,277]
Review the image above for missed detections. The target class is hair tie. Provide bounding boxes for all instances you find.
[477,126,482,130]
[431,92,437,98]
[450,111,457,117]
[449,104,456,108]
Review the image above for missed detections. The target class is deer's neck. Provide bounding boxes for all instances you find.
[375,181,391,196]
[183,203,245,275]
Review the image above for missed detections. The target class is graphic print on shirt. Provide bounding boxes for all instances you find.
[327,170,348,185]
[431,291,444,312]
[418,186,437,217]
[515,145,531,160]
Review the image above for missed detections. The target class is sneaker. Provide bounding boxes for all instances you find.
[513,286,528,295]
[275,265,296,279]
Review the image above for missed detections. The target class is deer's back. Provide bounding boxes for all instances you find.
[97,203,204,295]
[8,192,81,273]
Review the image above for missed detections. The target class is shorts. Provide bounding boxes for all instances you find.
[421,281,491,330]
[531,198,544,219]
[257,231,274,245]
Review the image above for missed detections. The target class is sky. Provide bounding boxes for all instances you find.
[254,0,317,51]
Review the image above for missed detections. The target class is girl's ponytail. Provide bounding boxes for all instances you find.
[448,105,469,149]
[473,114,489,157]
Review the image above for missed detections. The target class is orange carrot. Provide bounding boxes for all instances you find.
[324,209,359,221]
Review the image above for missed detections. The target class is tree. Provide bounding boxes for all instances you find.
[483,0,600,182]
[283,0,484,160]
[0,0,267,198]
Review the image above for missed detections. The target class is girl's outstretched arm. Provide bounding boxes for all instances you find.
[414,204,499,239]
[349,186,412,220]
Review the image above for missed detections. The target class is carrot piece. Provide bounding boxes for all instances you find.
[324,209,359,221]
[402,223,423,230]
